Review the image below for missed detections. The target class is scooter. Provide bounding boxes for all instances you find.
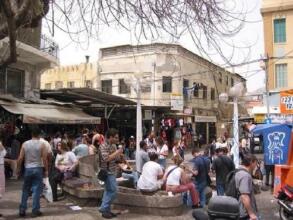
[277,185,293,220]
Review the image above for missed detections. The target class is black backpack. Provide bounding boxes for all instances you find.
[225,168,248,199]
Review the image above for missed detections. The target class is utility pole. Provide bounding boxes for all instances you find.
[261,55,270,121]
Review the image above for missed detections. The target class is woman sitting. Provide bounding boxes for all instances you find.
[117,157,138,188]
[137,151,163,192]
[50,141,78,202]
[164,155,199,208]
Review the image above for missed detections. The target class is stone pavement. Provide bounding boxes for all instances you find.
[0,179,279,220]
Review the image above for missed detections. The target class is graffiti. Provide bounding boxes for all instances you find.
[267,132,285,164]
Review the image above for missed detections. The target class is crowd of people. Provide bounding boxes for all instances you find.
[0,125,263,220]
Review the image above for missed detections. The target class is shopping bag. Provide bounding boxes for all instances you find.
[43,177,53,203]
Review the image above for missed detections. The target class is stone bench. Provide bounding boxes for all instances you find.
[62,155,212,216]
[113,187,184,216]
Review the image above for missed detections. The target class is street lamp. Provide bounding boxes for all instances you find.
[125,72,151,166]
[219,82,244,168]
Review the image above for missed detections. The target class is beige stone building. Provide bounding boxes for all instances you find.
[41,58,98,90]
[42,43,246,143]
[261,0,293,90]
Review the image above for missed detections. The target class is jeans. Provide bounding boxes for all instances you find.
[122,172,138,188]
[195,181,207,207]
[158,158,167,170]
[216,183,225,196]
[99,174,117,213]
[19,167,43,213]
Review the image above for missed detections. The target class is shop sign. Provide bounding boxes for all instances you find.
[194,115,217,123]
[171,94,183,111]
[254,114,265,123]
[280,89,293,114]
[184,108,192,115]
[144,110,152,120]
[254,114,293,124]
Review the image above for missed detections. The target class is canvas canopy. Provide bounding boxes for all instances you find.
[0,101,100,124]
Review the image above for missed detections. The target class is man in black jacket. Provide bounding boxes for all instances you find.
[212,147,235,195]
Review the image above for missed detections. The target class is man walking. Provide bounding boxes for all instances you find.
[17,126,48,217]
[235,154,258,220]
[212,147,235,195]
[190,148,210,208]
[98,128,123,219]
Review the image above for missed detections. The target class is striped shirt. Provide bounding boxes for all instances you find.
[100,142,119,175]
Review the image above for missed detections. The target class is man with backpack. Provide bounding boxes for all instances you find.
[212,146,234,195]
[190,148,211,208]
[225,154,258,220]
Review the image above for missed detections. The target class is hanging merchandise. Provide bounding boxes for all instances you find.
[179,119,184,127]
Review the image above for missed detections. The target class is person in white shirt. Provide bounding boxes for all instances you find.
[0,140,7,217]
[155,137,168,169]
[137,152,163,192]
[164,155,199,208]
[51,141,78,201]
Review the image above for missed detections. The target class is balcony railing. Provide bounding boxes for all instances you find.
[40,34,59,59]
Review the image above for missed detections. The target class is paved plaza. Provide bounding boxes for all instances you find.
[0,178,279,220]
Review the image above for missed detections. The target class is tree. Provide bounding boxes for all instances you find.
[0,0,49,66]
[0,0,246,66]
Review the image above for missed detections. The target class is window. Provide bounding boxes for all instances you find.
[85,80,92,88]
[67,81,75,88]
[275,64,287,88]
[226,75,229,86]
[162,76,172,93]
[231,77,234,86]
[211,88,215,100]
[0,67,24,97]
[101,80,112,94]
[202,86,207,99]
[119,79,130,94]
[183,79,189,98]
[193,82,199,97]
[219,72,222,83]
[55,81,63,89]
[274,18,286,43]
[45,83,52,90]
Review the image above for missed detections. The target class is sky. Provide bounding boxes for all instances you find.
[43,0,265,92]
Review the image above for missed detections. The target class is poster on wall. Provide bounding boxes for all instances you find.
[170,94,183,111]
[253,124,291,165]
[280,89,293,114]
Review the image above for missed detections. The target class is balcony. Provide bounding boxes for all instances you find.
[40,34,59,59]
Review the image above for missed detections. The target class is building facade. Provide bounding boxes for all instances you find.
[40,58,98,90]
[98,44,247,142]
[41,43,246,144]
[0,25,59,99]
[261,0,293,90]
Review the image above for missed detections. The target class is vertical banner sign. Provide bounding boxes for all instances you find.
[280,90,293,114]
[262,125,291,165]
[171,94,184,111]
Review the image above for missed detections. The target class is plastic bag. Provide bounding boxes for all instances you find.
[43,177,53,203]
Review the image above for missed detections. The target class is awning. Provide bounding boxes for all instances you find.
[41,88,136,106]
[0,101,101,124]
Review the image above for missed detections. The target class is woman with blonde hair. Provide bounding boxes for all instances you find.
[163,155,199,208]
